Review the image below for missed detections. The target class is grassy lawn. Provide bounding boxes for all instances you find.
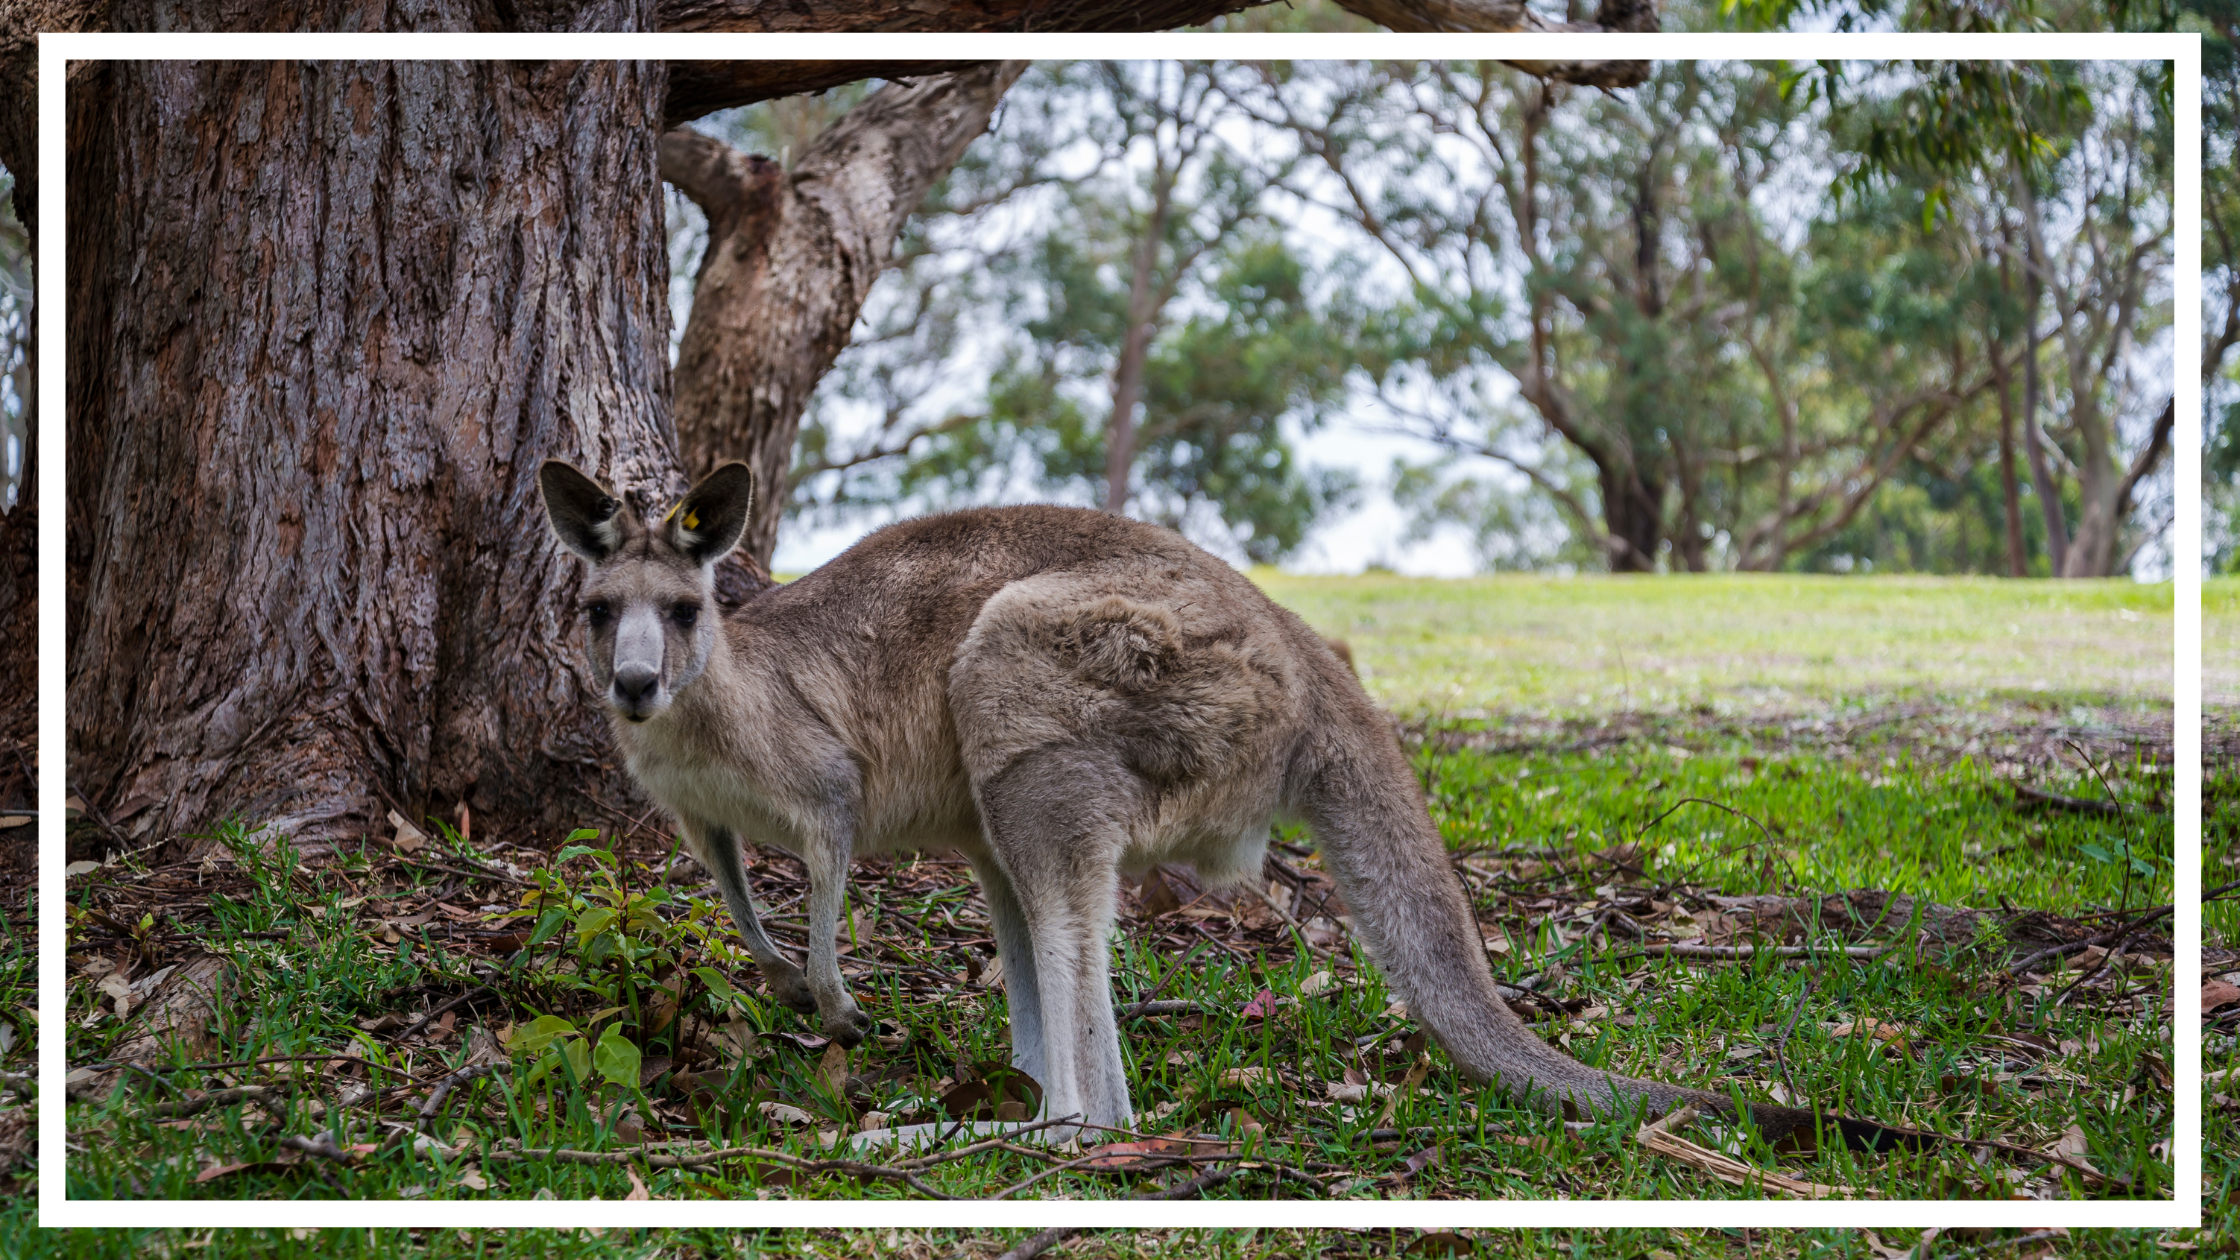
[1258,572,2171,721]
[30,573,2187,1251]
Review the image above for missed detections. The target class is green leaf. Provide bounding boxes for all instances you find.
[566,828,602,842]
[512,1014,578,1058]
[594,1025,643,1089]
[555,844,604,866]
[526,907,570,951]
[520,1049,563,1091]
[561,1035,592,1084]
[692,967,734,1002]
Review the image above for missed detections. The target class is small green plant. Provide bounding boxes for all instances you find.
[498,829,758,1110]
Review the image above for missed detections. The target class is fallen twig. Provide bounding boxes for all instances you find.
[384,855,530,887]
[1930,1231,2064,1260]
[2010,784,2126,816]
[388,985,497,1044]
[2004,904,2174,978]
[1119,940,1209,1021]
[414,1061,507,1130]
[279,1132,365,1164]
[1768,973,1818,1106]
[147,1083,293,1120]
[1123,1000,1202,1018]
[486,1140,960,1199]
[1610,943,1888,964]
[1633,1106,1861,1200]
[994,1228,1083,1260]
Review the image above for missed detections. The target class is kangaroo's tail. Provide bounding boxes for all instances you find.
[1293,716,1823,1144]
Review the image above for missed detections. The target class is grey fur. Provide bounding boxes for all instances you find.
[540,458,1811,1144]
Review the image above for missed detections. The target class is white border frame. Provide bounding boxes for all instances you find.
[36,28,2202,1231]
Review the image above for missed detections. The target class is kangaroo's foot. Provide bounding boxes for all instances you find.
[820,1000,873,1047]
[759,961,817,1015]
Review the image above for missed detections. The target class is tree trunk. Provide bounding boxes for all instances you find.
[68,59,679,846]
[1600,463,1663,573]
[1992,340,2028,577]
[664,62,1024,573]
[1105,172,1175,515]
[2013,177,2069,576]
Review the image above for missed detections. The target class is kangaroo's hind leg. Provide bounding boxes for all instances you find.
[682,819,815,1016]
[967,850,1047,1087]
[970,747,1137,1140]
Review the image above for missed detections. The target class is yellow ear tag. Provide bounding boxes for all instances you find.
[662,502,682,523]
[683,510,700,530]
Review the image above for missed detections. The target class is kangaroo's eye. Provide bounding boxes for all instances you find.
[584,600,613,626]
[672,603,700,629]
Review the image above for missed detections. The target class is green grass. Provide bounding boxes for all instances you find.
[61,737,2171,1204]
[0,1227,2210,1260]
[1255,572,2171,719]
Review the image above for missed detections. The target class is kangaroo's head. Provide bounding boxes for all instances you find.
[539,459,755,725]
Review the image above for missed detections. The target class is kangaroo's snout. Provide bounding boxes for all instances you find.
[613,663,660,718]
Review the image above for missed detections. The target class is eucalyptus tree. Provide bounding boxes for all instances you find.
[1252,60,2010,573]
[790,62,1365,565]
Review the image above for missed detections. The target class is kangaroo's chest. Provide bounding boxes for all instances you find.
[621,718,983,858]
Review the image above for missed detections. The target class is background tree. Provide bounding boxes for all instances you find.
[1244,61,2040,574]
[786,63,1366,564]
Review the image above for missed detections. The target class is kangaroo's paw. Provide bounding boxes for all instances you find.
[761,964,817,1015]
[821,1002,873,1047]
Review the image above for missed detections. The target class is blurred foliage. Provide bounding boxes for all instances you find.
[672,58,2171,576]
[788,62,1366,565]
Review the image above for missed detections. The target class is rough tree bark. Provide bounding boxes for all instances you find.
[68,58,680,845]
[662,61,1025,574]
[0,363,26,821]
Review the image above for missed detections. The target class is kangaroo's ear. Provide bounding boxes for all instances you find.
[540,460,632,563]
[664,461,755,567]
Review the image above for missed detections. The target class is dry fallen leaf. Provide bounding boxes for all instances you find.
[2052,1124,2101,1179]
[2202,979,2240,1016]
[95,972,135,1019]
[817,1041,850,1095]
[624,1164,650,1201]
[759,1101,816,1126]
[1829,1018,1914,1060]
[387,810,429,853]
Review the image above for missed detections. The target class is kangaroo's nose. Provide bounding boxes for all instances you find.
[614,665,658,710]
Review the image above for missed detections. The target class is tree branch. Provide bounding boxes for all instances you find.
[664,60,1028,570]
[665,61,986,130]
[2113,395,2174,519]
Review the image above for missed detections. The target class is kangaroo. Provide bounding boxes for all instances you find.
[539,458,1827,1145]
